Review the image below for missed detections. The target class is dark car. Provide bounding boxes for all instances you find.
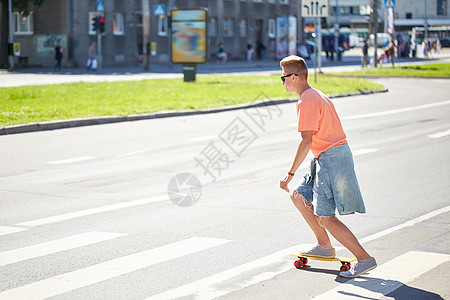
[440,37,450,47]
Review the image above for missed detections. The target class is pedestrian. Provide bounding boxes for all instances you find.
[54,42,63,71]
[361,39,368,68]
[279,55,377,278]
[87,42,97,72]
[217,41,227,64]
[385,38,395,67]
[247,41,254,62]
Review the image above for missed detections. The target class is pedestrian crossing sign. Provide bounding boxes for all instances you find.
[385,0,395,8]
[154,5,165,16]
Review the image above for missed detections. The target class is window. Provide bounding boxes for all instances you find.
[209,17,217,37]
[437,0,447,15]
[350,6,359,15]
[268,0,275,3]
[223,18,234,37]
[253,0,262,2]
[13,12,33,35]
[89,12,101,35]
[268,19,275,38]
[113,13,124,35]
[239,19,247,37]
[280,0,289,4]
[359,5,371,15]
[158,15,168,36]
[406,12,412,19]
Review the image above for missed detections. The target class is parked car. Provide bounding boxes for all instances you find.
[440,37,450,47]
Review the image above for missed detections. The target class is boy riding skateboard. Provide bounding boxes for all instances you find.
[278,55,377,278]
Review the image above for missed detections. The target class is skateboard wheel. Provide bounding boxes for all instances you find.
[340,264,350,272]
[300,257,308,265]
[294,259,303,269]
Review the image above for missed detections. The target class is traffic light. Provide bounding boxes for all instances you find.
[92,16,99,32]
[99,16,105,33]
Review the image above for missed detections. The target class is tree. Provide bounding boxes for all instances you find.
[0,0,46,68]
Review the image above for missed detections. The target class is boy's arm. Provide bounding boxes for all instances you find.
[280,131,313,193]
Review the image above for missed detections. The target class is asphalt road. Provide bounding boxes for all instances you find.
[0,77,449,299]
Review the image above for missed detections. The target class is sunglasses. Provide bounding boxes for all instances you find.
[281,73,298,83]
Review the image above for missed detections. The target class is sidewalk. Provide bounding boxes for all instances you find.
[2,47,449,80]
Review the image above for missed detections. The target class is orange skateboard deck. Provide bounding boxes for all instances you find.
[291,252,356,271]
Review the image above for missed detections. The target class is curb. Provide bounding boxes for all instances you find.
[0,89,388,136]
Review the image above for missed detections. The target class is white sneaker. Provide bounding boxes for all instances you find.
[299,244,336,259]
[340,257,377,278]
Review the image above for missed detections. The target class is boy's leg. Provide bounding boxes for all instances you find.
[291,191,332,248]
[319,216,371,261]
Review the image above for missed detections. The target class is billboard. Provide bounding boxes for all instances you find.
[171,9,207,63]
[276,16,297,59]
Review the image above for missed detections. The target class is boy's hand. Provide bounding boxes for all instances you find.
[280,174,293,193]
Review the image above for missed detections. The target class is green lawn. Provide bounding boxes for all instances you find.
[0,74,384,127]
[334,63,450,78]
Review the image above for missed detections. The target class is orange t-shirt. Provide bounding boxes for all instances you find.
[296,88,347,158]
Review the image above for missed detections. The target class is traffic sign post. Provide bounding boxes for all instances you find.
[384,0,395,9]
[154,5,165,16]
[301,0,329,17]
[96,1,105,70]
[302,0,329,80]
[96,1,105,13]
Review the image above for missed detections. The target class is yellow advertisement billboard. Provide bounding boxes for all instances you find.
[171,9,207,63]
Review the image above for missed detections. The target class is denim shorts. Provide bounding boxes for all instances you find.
[294,143,366,217]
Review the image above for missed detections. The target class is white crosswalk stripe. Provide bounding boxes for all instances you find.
[0,232,125,267]
[1,208,448,299]
[313,251,450,299]
[0,237,230,300]
[0,226,28,236]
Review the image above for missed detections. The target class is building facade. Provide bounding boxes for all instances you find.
[6,0,449,68]
[8,0,303,68]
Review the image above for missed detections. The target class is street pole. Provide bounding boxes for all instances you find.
[313,17,317,83]
[168,0,174,66]
[334,0,339,62]
[424,0,428,43]
[142,0,150,70]
[97,30,102,70]
[373,0,379,67]
[8,0,14,69]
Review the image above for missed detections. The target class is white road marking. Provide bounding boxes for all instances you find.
[343,100,450,120]
[15,195,168,227]
[0,226,28,236]
[359,205,450,245]
[47,156,97,165]
[313,251,450,299]
[146,246,299,300]
[186,135,218,142]
[116,150,147,158]
[428,129,450,139]
[147,205,450,300]
[0,232,125,267]
[0,237,230,300]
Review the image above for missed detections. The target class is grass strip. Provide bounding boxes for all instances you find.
[0,74,384,127]
[333,62,450,78]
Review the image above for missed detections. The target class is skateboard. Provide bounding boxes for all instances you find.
[291,252,356,271]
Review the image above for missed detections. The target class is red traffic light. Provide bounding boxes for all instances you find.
[99,17,105,23]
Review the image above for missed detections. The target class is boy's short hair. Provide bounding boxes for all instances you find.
[280,55,308,80]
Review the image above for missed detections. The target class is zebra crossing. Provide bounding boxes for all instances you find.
[1,205,449,299]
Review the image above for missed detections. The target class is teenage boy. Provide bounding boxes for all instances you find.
[279,55,377,278]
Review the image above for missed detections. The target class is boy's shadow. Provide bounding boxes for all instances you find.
[298,266,444,299]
